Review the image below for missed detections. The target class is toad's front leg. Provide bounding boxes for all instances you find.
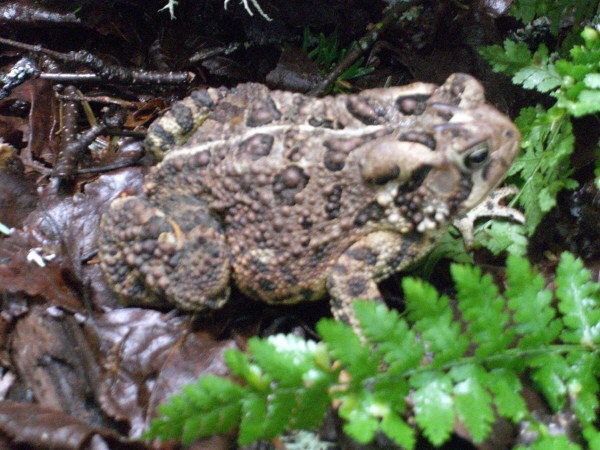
[326,230,438,332]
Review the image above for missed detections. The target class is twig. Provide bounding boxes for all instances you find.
[39,71,192,85]
[75,157,143,175]
[55,92,140,109]
[54,85,81,179]
[0,37,194,85]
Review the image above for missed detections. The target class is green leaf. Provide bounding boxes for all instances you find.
[530,353,569,411]
[584,73,600,88]
[238,393,268,444]
[511,107,576,233]
[509,0,536,23]
[403,276,447,321]
[261,391,295,438]
[410,371,454,446]
[530,434,584,450]
[424,314,469,366]
[342,416,379,444]
[353,301,423,373]
[505,254,561,348]
[508,44,561,93]
[224,348,251,378]
[249,334,317,386]
[353,300,401,346]
[513,66,561,92]
[453,264,513,357]
[293,373,332,430]
[371,375,408,412]
[147,249,600,449]
[339,393,380,443]
[145,375,245,443]
[380,411,415,449]
[403,277,469,366]
[482,222,528,256]
[480,40,532,75]
[316,318,378,380]
[566,351,599,423]
[583,425,600,449]
[450,365,495,443]
[555,252,600,346]
[487,369,527,422]
[560,89,600,116]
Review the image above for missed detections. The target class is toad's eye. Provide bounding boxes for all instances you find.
[463,142,490,171]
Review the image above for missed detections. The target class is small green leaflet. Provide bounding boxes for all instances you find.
[555,252,600,347]
[410,372,454,446]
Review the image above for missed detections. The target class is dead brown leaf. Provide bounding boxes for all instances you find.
[93,309,237,439]
[0,400,148,450]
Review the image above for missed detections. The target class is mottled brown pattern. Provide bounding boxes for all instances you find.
[98,74,520,328]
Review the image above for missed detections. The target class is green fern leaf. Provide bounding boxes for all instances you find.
[511,107,576,232]
[353,299,401,344]
[424,312,469,366]
[567,352,600,423]
[487,369,527,422]
[261,391,296,438]
[181,376,244,438]
[450,365,495,443]
[509,0,536,23]
[530,434,584,450]
[453,264,513,357]
[555,252,600,346]
[514,66,562,92]
[338,393,380,443]
[342,416,379,444]
[512,45,562,93]
[479,40,532,74]
[371,375,408,412]
[530,353,569,411]
[148,252,600,449]
[403,276,447,321]
[583,425,600,448]
[505,254,561,348]
[224,348,251,378]
[316,316,378,380]
[353,301,423,373]
[380,410,416,449]
[249,334,317,386]
[483,222,528,256]
[584,73,600,88]
[147,375,245,443]
[410,371,454,446]
[560,89,600,117]
[239,392,268,444]
[293,374,332,430]
[403,277,469,365]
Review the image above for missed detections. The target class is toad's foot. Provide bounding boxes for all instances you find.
[453,186,526,250]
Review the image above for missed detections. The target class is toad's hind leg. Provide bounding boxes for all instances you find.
[98,195,230,310]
